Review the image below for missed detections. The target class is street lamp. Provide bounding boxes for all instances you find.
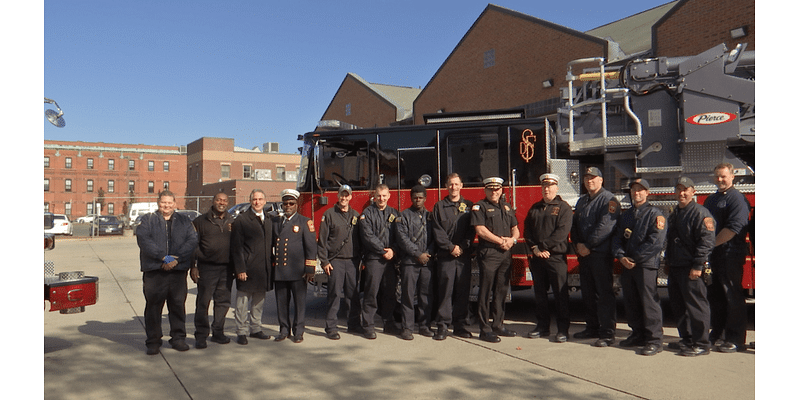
[44,97,65,127]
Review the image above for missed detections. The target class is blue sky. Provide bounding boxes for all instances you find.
[41,0,673,154]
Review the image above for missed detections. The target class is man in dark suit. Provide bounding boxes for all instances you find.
[230,189,273,345]
[272,189,317,343]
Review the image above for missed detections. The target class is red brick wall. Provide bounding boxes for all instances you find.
[414,7,606,124]
[654,0,755,57]
[319,75,399,129]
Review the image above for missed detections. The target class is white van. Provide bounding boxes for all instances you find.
[127,202,158,228]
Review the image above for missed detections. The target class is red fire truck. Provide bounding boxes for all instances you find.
[296,43,754,298]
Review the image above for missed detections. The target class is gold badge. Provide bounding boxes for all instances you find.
[351,216,358,225]
[458,202,466,213]
[656,215,666,230]
[388,214,396,223]
[624,228,632,239]
[293,225,300,233]
[307,220,315,233]
[608,200,618,214]
[703,217,715,232]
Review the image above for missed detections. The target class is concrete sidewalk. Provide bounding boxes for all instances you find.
[43,236,755,399]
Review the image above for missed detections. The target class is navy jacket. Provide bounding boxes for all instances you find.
[395,207,435,265]
[666,201,716,270]
[704,186,751,257]
[523,195,573,255]
[431,196,474,255]
[137,210,198,272]
[359,204,399,260]
[272,213,317,281]
[572,188,620,255]
[612,202,667,269]
[193,208,235,266]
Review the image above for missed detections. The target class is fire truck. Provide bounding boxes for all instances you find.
[296,43,754,298]
[44,98,100,313]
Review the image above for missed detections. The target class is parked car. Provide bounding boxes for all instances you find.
[45,214,73,236]
[228,202,282,219]
[176,209,201,221]
[76,214,97,224]
[93,215,124,236]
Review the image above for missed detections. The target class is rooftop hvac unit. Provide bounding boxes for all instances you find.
[264,142,279,153]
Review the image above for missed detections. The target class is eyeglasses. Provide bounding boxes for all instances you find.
[282,201,297,206]
[486,187,502,191]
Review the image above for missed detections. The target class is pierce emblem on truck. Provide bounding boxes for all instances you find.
[686,112,736,125]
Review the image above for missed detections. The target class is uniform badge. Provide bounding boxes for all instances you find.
[551,206,560,216]
[656,215,666,230]
[608,200,618,214]
[306,220,315,233]
[472,204,480,211]
[351,216,358,225]
[624,228,632,239]
[388,214,396,223]
[504,205,511,211]
[458,202,466,213]
[226,223,232,232]
[703,217,715,232]
[360,214,366,220]
[293,225,300,233]
[320,216,326,222]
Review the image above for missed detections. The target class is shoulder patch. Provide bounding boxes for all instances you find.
[504,205,511,212]
[307,219,315,233]
[656,215,666,230]
[320,216,325,222]
[703,217,715,232]
[359,214,366,220]
[608,200,618,214]
[472,204,481,211]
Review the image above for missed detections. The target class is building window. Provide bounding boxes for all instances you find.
[129,181,135,193]
[345,103,352,116]
[163,161,170,172]
[86,203,93,215]
[277,166,286,181]
[221,164,230,179]
[484,48,495,68]
[45,178,50,192]
[87,158,94,169]
[129,160,135,171]
[87,179,94,192]
[65,179,72,192]
[107,203,114,215]
[108,159,115,170]
[108,180,115,193]
[148,181,155,193]
[163,181,170,190]
[65,203,72,217]
[45,202,50,213]
[45,156,50,168]
[148,161,155,171]
[65,157,73,169]
[243,165,252,179]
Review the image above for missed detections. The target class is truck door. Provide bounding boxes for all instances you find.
[395,146,438,209]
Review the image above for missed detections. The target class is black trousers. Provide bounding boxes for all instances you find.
[400,262,433,331]
[620,265,663,345]
[577,252,617,338]
[194,262,233,339]
[668,266,711,349]
[708,252,747,345]
[530,254,570,334]
[435,252,471,331]
[325,258,362,333]
[476,247,512,334]
[143,269,188,348]
[274,279,307,337]
[361,258,398,332]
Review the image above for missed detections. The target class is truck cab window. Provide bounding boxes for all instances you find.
[318,139,370,190]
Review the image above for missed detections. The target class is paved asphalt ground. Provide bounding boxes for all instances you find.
[40,230,757,400]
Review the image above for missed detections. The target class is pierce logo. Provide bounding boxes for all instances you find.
[686,112,736,125]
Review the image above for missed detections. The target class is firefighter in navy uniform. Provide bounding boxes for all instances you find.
[317,185,362,340]
[272,189,317,343]
[523,174,573,343]
[571,167,620,347]
[471,177,520,343]
[431,173,474,340]
[666,177,716,357]
[612,179,667,356]
[704,163,751,353]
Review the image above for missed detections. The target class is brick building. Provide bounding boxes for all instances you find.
[44,140,187,218]
[185,137,301,207]
[653,0,755,57]
[316,73,421,130]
